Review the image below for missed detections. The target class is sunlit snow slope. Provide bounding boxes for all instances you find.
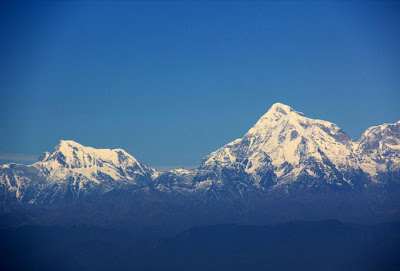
[1,103,399,205]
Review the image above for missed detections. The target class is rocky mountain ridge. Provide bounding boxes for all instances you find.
[1,103,399,209]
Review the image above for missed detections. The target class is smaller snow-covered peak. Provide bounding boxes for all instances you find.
[32,140,156,186]
[55,139,84,150]
[265,103,304,119]
[358,121,400,141]
[354,120,400,176]
[38,140,141,170]
[269,102,295,113]
[54,140,82,156]
[57,139,82,147]
[361,121,397,134]
[357,120,400,155]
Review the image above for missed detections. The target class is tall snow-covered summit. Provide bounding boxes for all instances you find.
[197,102,399,194]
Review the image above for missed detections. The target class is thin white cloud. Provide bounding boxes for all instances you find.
[0,153,38,162]
[153,165,198,171]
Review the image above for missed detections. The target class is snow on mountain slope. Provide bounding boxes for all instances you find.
[0,164,44,204]
[201,103,361,189]
[355,121,400,176]
[1,103,399,205]
[0,140,157,203]
[35,140,156,184]
[154,168,198,192]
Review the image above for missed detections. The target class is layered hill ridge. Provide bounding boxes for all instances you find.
[1,103,399,207]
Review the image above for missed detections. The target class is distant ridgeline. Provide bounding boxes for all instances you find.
[1,103,400,226]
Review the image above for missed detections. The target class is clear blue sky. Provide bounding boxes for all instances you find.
[1,1,399,168]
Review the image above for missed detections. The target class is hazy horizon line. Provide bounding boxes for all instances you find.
[0,154,198,171]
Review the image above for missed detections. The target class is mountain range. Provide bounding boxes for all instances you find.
[1,103,400,225]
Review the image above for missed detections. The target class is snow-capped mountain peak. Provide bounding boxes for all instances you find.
[355,121,400,175]
[357,121,400,154]
[0,140,159,203]
[8,140,158,202]
[40,140,140,170]
[0,103,399,206]
[202,103,357,186]
[246,103,303,135]
[246,103,345,139]
[264,102,304,118]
